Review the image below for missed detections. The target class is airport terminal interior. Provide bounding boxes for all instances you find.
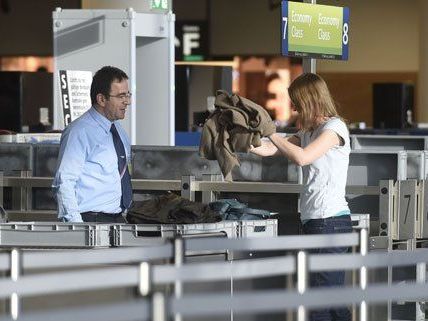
[1,0,428,320]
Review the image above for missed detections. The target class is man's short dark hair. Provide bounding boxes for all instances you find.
[90,66,128,105]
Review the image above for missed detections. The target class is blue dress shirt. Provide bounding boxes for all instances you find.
[53,107,131,222]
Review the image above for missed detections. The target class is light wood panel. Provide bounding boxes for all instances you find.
[320,72,417,126]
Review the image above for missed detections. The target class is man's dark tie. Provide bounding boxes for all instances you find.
[110,123,132,211]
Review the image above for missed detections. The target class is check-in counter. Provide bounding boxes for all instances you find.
[351,134,428,151]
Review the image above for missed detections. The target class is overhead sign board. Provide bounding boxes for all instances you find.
[281,1,349,60]
[175,21,208,61]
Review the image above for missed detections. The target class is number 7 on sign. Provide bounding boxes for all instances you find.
[282,17,288,40]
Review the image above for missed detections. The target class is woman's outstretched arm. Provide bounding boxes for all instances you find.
[269,130,340,166]
[250,135,300,157]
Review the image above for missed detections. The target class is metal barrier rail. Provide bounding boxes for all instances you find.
[153,256,296,284]
[186,232,360,252]
[170,282,428,318]
[0,266,140,298]
[310,248,428,271]
[1,281,427,321]
[0,229,363,320]
[0,177,181,191]
[0,245,172,272]
[150,248,428,284]
[191,180,380,195]
[23,243,171,268]
[0,300,151,321]
[3,234,428,321]
[0,176,379,195]
[0,232,357,271]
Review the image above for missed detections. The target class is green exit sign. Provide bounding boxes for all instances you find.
[151,0,168,10]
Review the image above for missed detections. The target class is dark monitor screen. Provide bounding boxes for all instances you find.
[175,65,232,131]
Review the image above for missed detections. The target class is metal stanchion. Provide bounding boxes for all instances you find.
[10,248,22,320]
[181,175,195,201]
[286,272,294,321]
[229,260,234,321]
[0,171,6,223]
[0,171,3,208]
[174,237,185,321]
[359,229,368,321]
[416,262,426,321]
[201,174,222,203]
[152,292,166,321]
[139,262,151,296]
[297,251,308,321]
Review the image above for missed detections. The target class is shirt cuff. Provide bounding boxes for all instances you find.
[60,213,83,223]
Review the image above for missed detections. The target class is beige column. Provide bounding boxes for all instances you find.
[418,0,428,122]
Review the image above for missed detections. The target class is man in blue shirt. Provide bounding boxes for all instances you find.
[53,66,133,223]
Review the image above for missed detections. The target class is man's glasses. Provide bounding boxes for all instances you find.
[107,92,132,101]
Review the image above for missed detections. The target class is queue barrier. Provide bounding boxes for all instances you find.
[0,232,359,273]
[169,282,428,319]
[1,230,428,321]
[0,231,361,319]
[1,280,427,321]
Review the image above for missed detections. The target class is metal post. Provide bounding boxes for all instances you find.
[152,292,166,321]
[11,171,21,211]
[416,178,425,321]
[139,262,151,296]
[11,170,32,211]
[303,0,316,75]
[202,174,223,203]
[378,180,395,243]
[418,179,428,239]
[416,262,426,321]
[230,260,234,321]
[10,248,22,320]
[180,175,195,201]
[351,244,357,321]
[404,229,426,321]
[174,237,185,321]
[359,229,368,321]
[377,180,395,321]
[386,180,396,321]
[24,170,32,211]
[0,171,6,223]
[297,251,308,321]
[302,59,316,74]
[286,273,294,321]
[0,171,3,208]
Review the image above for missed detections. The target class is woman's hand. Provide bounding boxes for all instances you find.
[249,140,278,157]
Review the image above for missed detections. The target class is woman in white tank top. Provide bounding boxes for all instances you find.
[251,73,352,321]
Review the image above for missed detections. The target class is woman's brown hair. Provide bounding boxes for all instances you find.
[288,73,340,131]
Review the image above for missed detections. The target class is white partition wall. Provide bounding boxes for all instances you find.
[52,8,175,145]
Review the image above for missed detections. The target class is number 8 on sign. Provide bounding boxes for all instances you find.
[343,23,349,45]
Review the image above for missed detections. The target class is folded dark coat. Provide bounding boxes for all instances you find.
[199,90,276,180]
[126,193,221,224]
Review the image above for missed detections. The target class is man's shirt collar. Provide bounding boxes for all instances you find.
[89,106,113,134]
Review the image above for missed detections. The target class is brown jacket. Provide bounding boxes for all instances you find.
[199,90,276,181]
[127,193,221,224]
